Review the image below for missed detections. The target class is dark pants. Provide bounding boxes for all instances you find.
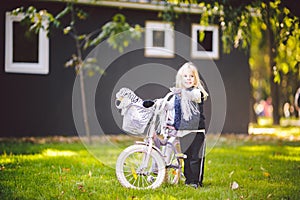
[180,132,205,185]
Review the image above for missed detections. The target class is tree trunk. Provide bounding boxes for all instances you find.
[79,68,92,144]
[266,7,280,125]
[76,43,91,144]
[270,77,280,124]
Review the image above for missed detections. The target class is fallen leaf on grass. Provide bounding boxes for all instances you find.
[260,165,271,178]
[59,176,66,181]
[77,184,86,192]
[62,168,70,172]
[231,181,239,190]
[229,170,234,178]
[263,172,270,177]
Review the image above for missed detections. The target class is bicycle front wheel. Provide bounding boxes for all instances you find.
[116,144,166,189]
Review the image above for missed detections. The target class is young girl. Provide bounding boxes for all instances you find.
[173,62,208,188]
[143,62,208,187]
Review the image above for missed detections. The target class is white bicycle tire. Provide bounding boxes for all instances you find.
[116,144,166,189]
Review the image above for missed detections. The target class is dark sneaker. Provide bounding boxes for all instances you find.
[186,183,198,189]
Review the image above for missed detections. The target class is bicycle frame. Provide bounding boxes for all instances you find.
[134,91,178,171]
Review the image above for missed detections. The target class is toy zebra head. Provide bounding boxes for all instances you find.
[115,88,143,111]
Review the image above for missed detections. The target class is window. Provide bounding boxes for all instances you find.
[191,24,219,59]
[5,12,49,74]
[144,21,174,58]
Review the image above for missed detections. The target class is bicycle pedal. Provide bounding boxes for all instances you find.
[175,153,187,159]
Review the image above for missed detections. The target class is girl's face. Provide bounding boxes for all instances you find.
[181,68,195,89]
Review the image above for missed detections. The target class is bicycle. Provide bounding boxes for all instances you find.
[115,88,205,189]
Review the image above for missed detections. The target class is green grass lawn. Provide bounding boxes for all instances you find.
[0,134,299,200]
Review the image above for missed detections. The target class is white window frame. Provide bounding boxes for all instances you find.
[191,24,219,59]
[5,12,49,74]
[144,21,174,58]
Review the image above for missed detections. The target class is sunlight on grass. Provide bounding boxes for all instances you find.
[257,117,273,126]
[248,122,300,139]
[239,145,300,161]
[42,149,78,157]
[1,153,43,164]
[239,145,273,152]
[271,146,300,162]
[0,149,78,165]
[273,154,300,162]
[0,155,14,165]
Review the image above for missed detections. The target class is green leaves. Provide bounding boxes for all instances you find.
[11,6,58,36]
[218,0,300,82]
[85,14,142,53]
[158,3,178,22]
[83,58,105,77]
[63,26,72,35]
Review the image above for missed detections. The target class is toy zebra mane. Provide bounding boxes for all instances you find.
[116,88,143,104]
[115,88,144,114]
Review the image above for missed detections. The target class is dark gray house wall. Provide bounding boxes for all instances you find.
[0,0,250,137]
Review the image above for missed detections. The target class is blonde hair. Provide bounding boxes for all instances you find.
[176,62,209,100]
